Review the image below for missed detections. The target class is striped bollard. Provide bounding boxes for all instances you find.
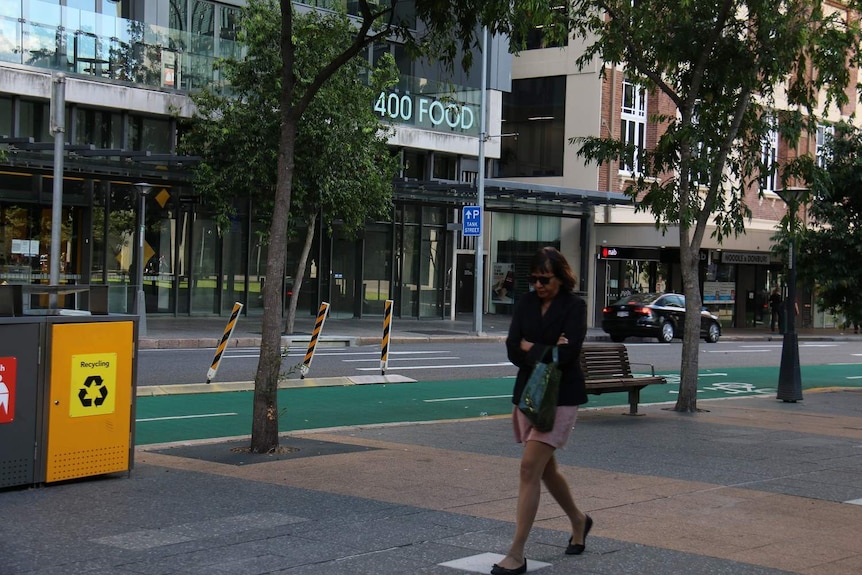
[380,299,393,375]
[301,301,330,379]
[206,301,244,383]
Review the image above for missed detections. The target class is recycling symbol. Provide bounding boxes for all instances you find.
[78,375,108,407]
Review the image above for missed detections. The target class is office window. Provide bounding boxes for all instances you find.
[76,107,123,149]
[816,124,833,168]
[620,79,646,174]
[128,115,172,152]
[499,76,565,178]
[761,119,778,192]
[0,97,11,137]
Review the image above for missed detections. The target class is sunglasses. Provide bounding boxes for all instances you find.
[528,275,554,285]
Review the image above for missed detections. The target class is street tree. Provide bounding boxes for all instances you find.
[569,0,861,412]
[245,0,565,453]
[182,2,399,338]
[789,122,862,328]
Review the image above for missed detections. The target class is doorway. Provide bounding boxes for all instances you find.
[456,253,474,313]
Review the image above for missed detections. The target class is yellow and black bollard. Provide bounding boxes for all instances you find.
[207,301,244,383]
[380,299,393,375]
[301,301,330,379]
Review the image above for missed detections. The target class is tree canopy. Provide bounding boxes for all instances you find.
[794,122,862,326]
[569,0,862,411]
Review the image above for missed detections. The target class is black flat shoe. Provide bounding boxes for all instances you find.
[490,560,527,575]
[565,514,593,555]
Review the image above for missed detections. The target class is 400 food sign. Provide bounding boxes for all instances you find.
[374,91,476,132]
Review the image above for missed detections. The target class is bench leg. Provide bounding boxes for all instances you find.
[625,388,644,416]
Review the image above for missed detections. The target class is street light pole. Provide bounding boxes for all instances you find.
[472,26,488,335]
[134,183,152,338]
[776,187,805,402]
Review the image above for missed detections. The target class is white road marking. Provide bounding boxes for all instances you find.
[343,357,459,363]
[137,412,238,422]
[424,394,511,402]
[706,349,771,353]
[846,376,862,380]
[845,498,862,505]
[355,362,511,371]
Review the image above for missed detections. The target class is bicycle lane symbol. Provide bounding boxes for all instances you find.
[656,373,774,397]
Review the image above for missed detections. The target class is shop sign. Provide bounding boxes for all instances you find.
[374,91,476,131]
[721,252,770,265]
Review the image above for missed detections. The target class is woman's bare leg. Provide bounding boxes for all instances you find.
[542,454,588,543]
[496,440,556,570]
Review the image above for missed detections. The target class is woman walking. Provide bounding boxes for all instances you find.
[492,247,591,575]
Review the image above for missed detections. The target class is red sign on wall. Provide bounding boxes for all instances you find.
[0,356,16,424]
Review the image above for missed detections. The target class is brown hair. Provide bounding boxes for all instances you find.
[530,246,577,291]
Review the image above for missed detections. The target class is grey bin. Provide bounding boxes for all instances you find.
[0,285,137,488]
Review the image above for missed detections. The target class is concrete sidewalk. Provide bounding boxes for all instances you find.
[4,314,861,574]
[3,390,861,574]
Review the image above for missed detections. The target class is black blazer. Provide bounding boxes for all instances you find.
[505,289,588,406]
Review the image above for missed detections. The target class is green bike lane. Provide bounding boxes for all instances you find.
[134,363,862,446]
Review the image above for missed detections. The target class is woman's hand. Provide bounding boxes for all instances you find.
[557,332,568,346]
[520,338,533,352]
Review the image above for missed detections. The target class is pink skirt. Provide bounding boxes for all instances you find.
[512,405,579,449]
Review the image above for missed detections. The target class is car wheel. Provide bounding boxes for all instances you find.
[658,321,675,343]
[610,334,626,342]
[704,322,720,343]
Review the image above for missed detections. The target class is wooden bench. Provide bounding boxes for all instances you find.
[580,343,667,415]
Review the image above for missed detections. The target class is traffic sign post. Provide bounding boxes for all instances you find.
[462,206,482,237]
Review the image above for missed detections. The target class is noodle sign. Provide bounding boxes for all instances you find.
[0,357,16,424]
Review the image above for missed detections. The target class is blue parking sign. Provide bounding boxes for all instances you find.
[462,206,482,236]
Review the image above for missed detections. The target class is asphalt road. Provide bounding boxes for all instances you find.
[137,340,862,386]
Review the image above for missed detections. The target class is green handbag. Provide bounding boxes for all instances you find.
[518,346,561,432]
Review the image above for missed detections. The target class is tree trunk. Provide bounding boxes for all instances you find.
[250,118,296,452]
[285,214,316,335]
[674,234,702,412]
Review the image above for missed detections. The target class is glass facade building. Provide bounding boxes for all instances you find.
[1,1,625,322]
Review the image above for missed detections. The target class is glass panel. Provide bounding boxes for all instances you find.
[90,182,107,284]
[220,216,247,314]
[19,100,51,141]
[4,1,242,89]
[191,215,219,313]
[489,213,561,314]
[400,224,419,316]
[104,186,136,312]
[128,114,172,152]
[0,96,11,136]
[0,11,20,63]
[247,218,268,315]
[500,76,566,177]
[75,107,123,148]
[329,235,356,319]
[176,207,191,314]
[419,225,442,318]
[144,185,177,313]
[362,225,392,315]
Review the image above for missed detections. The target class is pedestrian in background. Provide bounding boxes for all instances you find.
[769,288,782,332]
[494,247,591,575]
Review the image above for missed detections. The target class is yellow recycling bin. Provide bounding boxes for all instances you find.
[44,319,135,483]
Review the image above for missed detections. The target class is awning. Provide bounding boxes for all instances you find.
[394,178,630,217]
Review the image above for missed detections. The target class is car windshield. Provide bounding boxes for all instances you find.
[613,293,661,305]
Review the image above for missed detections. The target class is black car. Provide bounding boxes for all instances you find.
[601,292,722,343]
